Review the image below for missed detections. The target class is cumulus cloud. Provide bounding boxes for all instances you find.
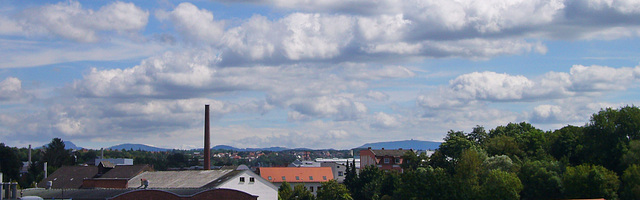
[156,2,224,44]
[14,1,149,42]
[0,77,30,102]
[419,65,640,111]
[371,112,401,129]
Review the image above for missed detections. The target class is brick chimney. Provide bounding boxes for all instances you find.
[204,105,211,170]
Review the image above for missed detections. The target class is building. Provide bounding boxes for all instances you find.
[22,188,258,200]
[36,163,153,189]
[128,167,277,200]
[319,162,347,183]
[94,158,133,166]
[258,167,334,196]
[359,148,410,172]
[26,166,276,200]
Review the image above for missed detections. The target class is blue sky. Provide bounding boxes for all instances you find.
[1,0,639,150]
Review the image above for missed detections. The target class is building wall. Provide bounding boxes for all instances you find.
[111,189,258,200]
[359,150,377,168]
[320,162,346,183]
[218,171,277,200]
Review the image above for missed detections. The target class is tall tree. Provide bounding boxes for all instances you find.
[0,143,21,182]
[278,181,293,200]
[42,138,72,168]
[316,180,352,200]
[396,167,455,200]
[548,125,585,165]
[584,106,640,173]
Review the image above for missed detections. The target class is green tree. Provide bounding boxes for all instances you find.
[0,143,21,182]
[518,160,563,200]
[482,155,515,173]
[621,164,640,200]
[42,138,72,168]
[453,148,486,199]
[344,160,358,194]
[468,125,488,146]
[548,125,585,165]
[279,181,293,200]
[316,180,352,200]
[438,130,476,160]
[396,167,455,200]
[291,184,315,200]
[563,164,620,200]
[583,106,640,173]
[484,135,523,159]
[352,165,384,200]
[622,140,640,168]
[401,151,426,172]
[480,170,523,200]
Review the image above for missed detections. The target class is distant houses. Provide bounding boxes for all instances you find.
[360,147,411,172]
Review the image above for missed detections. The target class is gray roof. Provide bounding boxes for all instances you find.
[371,149,410,157]
[127,170,235,188]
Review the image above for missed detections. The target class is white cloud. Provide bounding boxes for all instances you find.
[18,1,148,42]
[281,13,354,60]
[371,112,401,129]
[157,2,224,44]
[419,65,640,111]
[0,77,29,102]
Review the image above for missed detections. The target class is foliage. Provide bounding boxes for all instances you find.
[438,130,476,160]
[0,143,21,182]
[291,184,315,200]
[621,164,640,200]
[480,170,523,200]
[395,167,454,200]
[548,125,585,165]
[400,151,427,171]
[278,181,293,200]
[563,164,620,200]
[453,148,486,199]
[583,106,640,173]
[518,160,563,200]
[42,138,73,168]
[482,155,515,173]
[316,180,352,200]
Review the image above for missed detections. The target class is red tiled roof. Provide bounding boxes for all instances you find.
[259,167,333,183]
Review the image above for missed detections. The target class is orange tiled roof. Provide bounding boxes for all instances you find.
[259,167,333,183]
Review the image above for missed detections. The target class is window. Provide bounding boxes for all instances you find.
[310,186,314,192]
[240,177,245,182]
[338,171,344,176]
[384,158,390,164]
[309,176,313,180]
[282,176,286,181]
[395,158,401,164]
[296,176,300,180]
[337,166,340,168]
[250,177,255,183]
[323,176,327,180]
[268,176,272,181]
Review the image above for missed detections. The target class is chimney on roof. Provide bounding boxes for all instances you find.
[204,105,211,170]
[381,148,384,150]
[368,147,371,150]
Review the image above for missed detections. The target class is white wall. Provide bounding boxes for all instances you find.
[219,170,278,200]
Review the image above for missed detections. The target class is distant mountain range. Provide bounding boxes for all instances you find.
[356,139,441,150]
[108,143,171,152]
[63,139,441,152]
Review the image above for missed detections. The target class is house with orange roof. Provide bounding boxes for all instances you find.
[258,167,334,196]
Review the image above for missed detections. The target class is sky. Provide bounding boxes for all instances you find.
[1,0,639,150]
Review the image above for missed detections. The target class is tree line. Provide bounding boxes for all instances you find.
[278,106,640,200]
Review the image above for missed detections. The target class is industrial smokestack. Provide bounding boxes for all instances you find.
[204,105,211,170]
[28,144,32,166]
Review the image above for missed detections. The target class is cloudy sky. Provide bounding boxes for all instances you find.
[1,0,639,150]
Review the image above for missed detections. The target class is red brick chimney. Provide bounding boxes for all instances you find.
[204,105,211,170]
